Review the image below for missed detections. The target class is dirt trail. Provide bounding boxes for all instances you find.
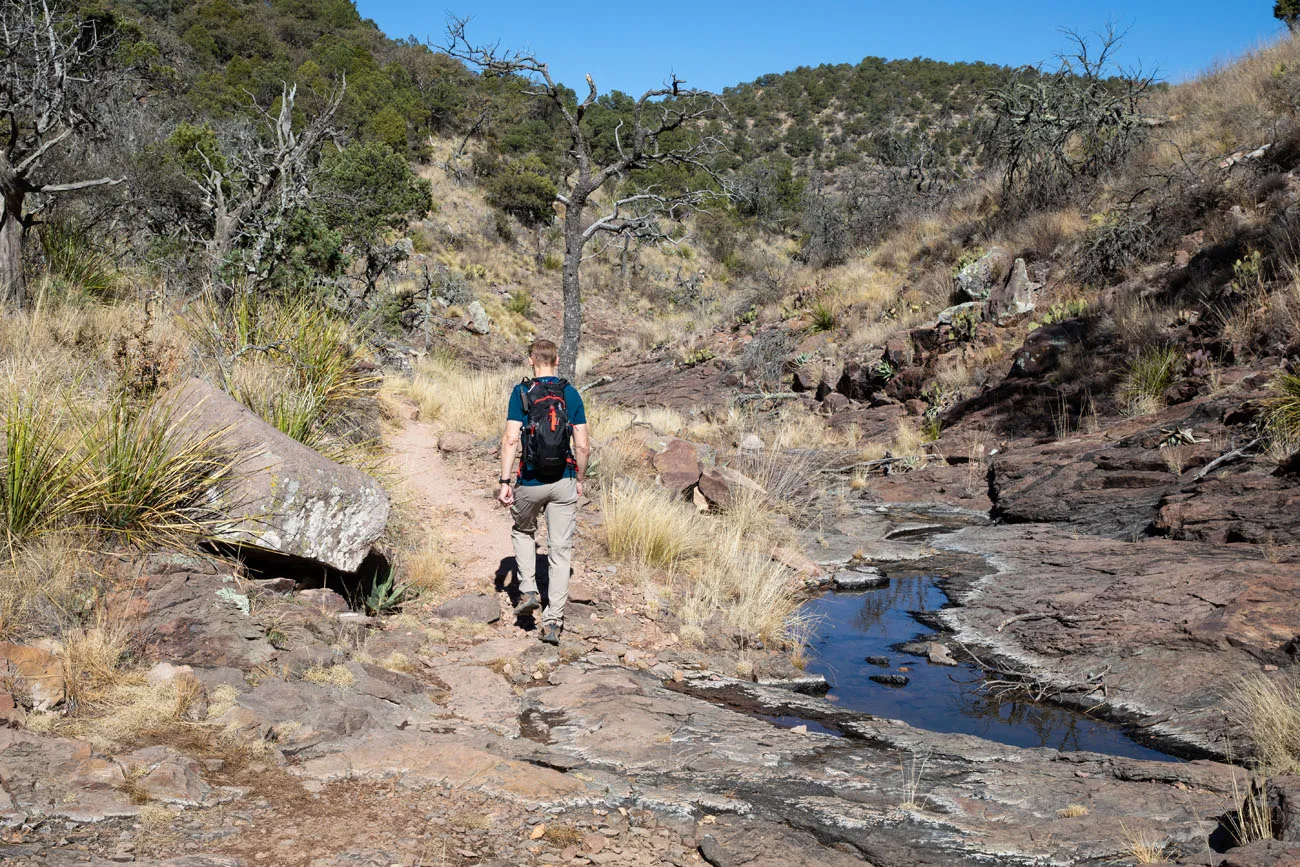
[386,418,519,594]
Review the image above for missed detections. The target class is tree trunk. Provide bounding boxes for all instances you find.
[558,199,585,381]
[0,190,26,309]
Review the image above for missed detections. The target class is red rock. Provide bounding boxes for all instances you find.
[651,438,703,496]
[299,588,350,614]
[698,467,765,508]
[0,641,65,710]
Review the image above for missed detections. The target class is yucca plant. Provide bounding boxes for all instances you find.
[809,301,838,333]
[85,398,236,548]
[0,393,91,549]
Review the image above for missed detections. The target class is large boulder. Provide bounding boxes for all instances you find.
[954,246,1013,302]
[161,378,390,572]
[988,258,1040,323]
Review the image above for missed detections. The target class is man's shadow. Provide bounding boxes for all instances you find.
[495,556,550,631]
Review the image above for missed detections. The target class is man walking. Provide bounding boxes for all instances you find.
[496,339,589,645]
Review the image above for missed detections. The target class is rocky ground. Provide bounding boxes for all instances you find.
[4,372,1300,865]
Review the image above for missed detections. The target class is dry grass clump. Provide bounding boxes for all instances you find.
[401,533,451,596]
[1228,670,1300,774]
[684,529,808,646]
[404,353,523,438]
[1056,804,1089,819]
[1264,371,1300,463]
[1121,822,1170,864]
[54,620,204,749]
[602,482,707,568]
[0,533,92,638]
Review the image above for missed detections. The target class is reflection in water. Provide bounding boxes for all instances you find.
[803,576,1174,761]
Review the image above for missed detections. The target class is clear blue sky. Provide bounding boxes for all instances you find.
[355,0,1285,94]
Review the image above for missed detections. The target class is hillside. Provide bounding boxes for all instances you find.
[5,1,1300,865]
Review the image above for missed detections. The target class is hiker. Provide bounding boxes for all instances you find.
[496,339,589,645]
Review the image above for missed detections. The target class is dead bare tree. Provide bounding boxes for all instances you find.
[192,82,344,293]
[983,24,1157,215]
[444,18,726,379]
[0,0,131,308]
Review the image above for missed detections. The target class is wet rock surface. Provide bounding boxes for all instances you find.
[934,522,1300,756]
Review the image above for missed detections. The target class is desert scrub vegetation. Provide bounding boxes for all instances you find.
[188,294,380,465]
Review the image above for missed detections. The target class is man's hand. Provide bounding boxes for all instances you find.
[497,483,515,507]
[575,480,584,498]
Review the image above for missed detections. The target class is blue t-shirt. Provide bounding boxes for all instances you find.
[507,377,586,485]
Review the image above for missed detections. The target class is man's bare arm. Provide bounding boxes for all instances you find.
[572,423,590,482]
[497,420,523,505]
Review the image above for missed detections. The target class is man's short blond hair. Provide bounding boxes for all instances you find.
[529,339,559,367]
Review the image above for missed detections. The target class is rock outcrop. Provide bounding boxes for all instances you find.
[161,378,390,572]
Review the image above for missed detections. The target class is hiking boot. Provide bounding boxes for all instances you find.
[513,592,541,617]
[539,622,561,645]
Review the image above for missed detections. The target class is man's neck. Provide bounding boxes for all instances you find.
[533,368,558,379]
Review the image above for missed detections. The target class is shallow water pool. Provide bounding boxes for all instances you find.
[801,576,1176,761]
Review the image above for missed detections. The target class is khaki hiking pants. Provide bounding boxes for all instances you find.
[510,477,578,626]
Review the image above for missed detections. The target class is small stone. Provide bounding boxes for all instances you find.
[790,724,808,734]
[437,431,475,454]
[865,656,891,667]
[433,593,500,624]
[584,834,606,854]
[738,434,765,452]
[1266,664,1280,672]
[298,588,349,614]
[531,824,547,840]
[569,580,596,604]
[255,577,297,595]
[869,674,910,687]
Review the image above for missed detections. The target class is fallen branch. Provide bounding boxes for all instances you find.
[1191,436,1262,482]
[825,456,905,474]
[578,375,613,393]
[734,392,801,404]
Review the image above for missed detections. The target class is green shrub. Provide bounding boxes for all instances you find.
[681,348,716,367]
[190,294,377,462]
[39,222,118,300]
[542,253,562,271]
[1119,346,1183,416]
[506,290,533,317]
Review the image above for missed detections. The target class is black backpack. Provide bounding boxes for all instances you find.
[520,378,571,481]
